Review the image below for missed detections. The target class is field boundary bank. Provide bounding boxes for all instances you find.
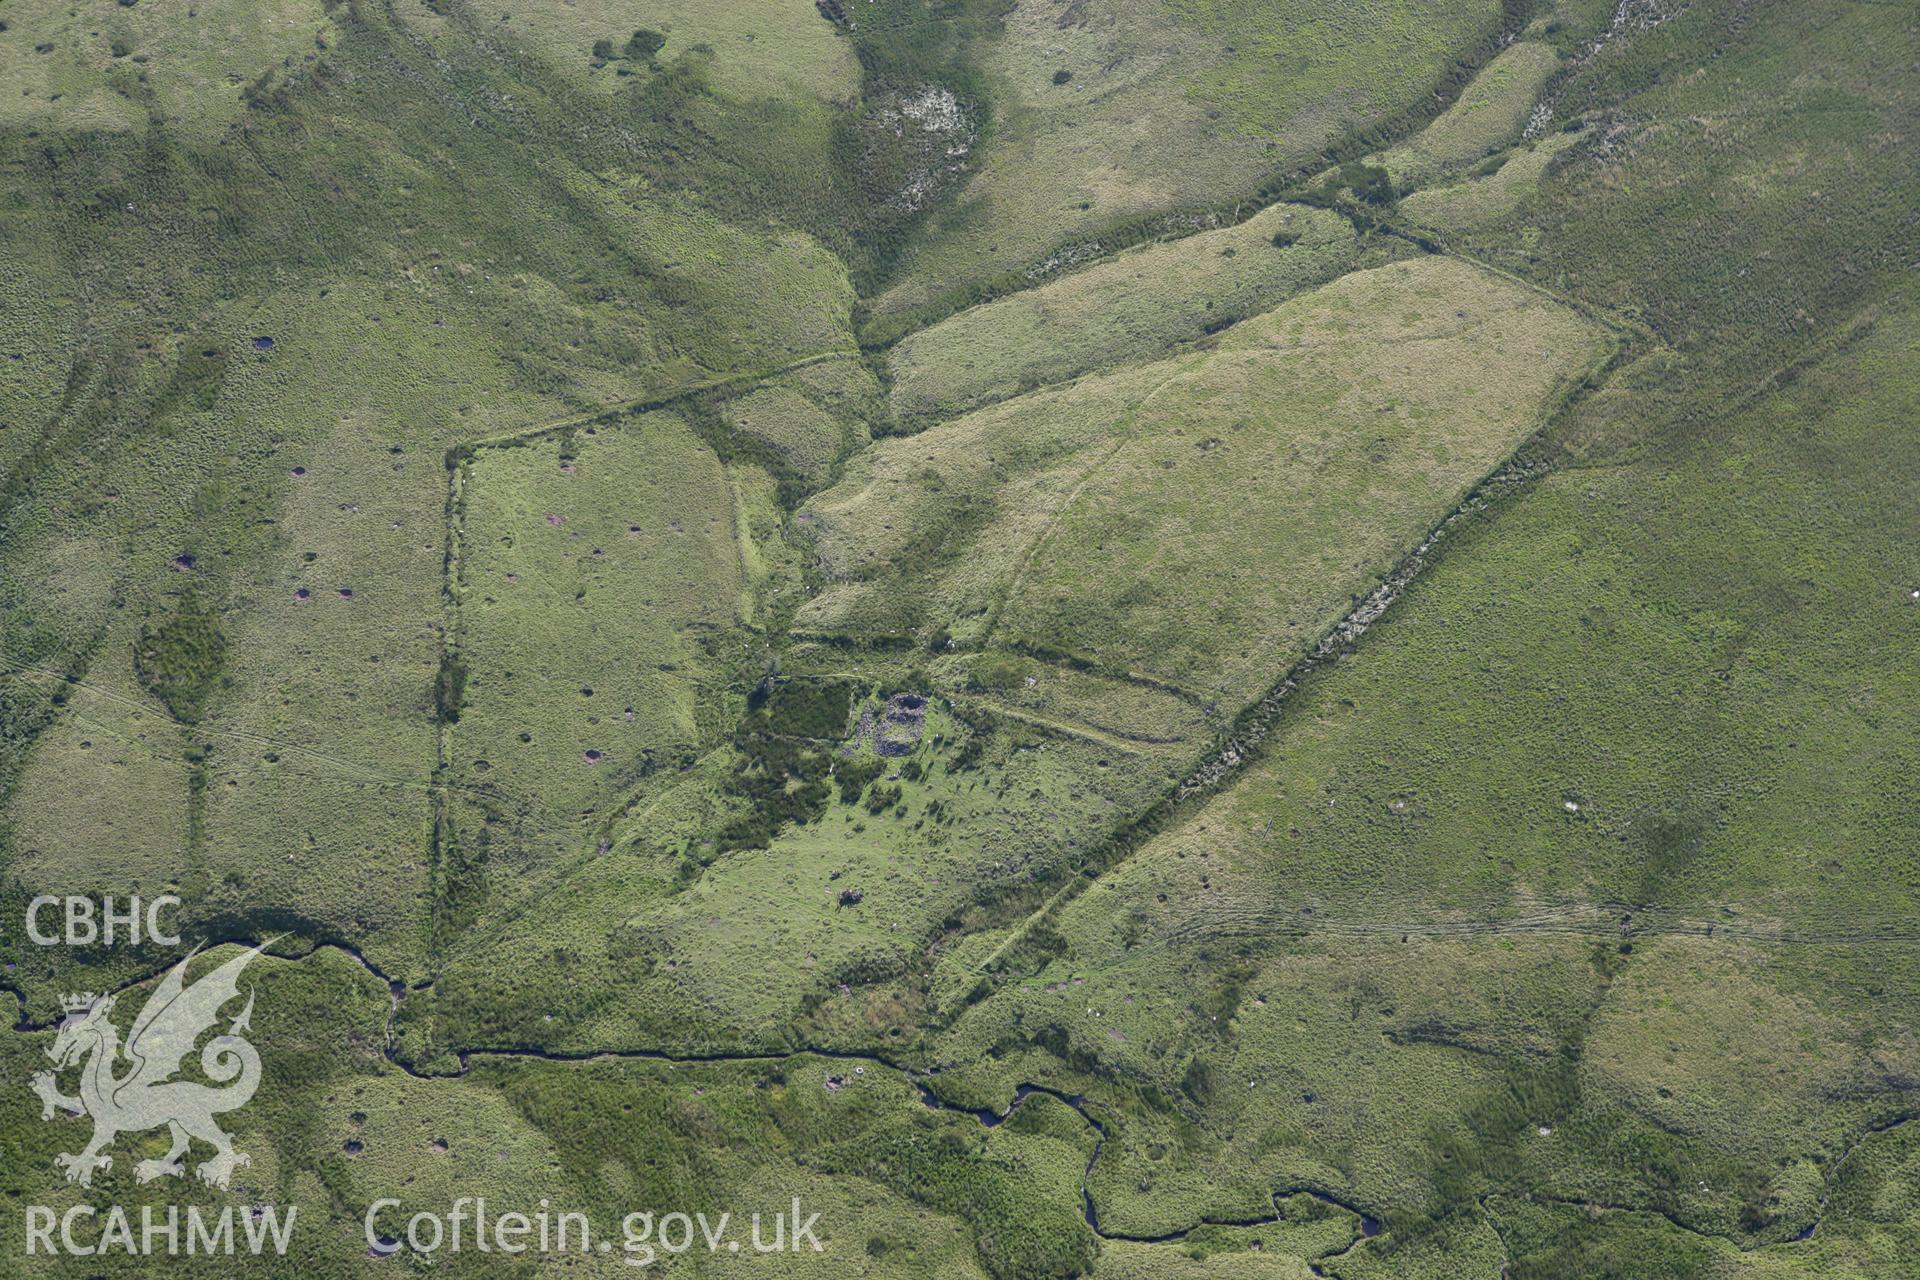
[424,344,869,883]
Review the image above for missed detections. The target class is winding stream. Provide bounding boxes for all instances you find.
[6,936,1379,1255]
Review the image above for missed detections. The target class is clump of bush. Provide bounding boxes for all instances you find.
[863,782,903,816]
[762,680,853,739]
[133,593,228,723]
[1295,161,1398,213]
[593,28,665,64]
[714,730,831,851]
[1470,150,1513,178]
[1331,161,1397,207]
[711,681,856,850]
[835,757,885,804]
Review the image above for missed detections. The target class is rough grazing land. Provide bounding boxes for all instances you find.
[2,0,1916,1277]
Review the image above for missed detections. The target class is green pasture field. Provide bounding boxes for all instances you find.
[3,278,588,990]
[1395,125,1585,233]
[800,356,1173,646]
[918,222,1920,1280]
[720,355,882,485]
[444,412,754,885]
[0,0,861,991]
[994,255,1608,703]
[1165,0,1502,139]
[404,658,1206,1056]
[403,249,1602,1066]
[0,203,74,479]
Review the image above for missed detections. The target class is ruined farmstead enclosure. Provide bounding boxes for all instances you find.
[846,692,929,758]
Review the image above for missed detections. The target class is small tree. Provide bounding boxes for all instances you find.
[591,37,614,61]
[624,28,665,61]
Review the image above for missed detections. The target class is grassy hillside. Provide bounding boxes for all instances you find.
[869,0,1512,321]
[1370,38,1562,191]
[928,292,1920,1249]
[992,256,1607,702]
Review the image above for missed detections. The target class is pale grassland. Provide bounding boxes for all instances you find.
[0,213,74,477]
[811,256,1609,707]
[924,286,1920,1248]
[887,203,1357,426]
[800,358,1172,645]
[725,383,849,481]
[0,0,334,134]
[457,0,860,104]
[1166,0,1498,138]
[4,642,191,897]
[7,1,1916,1275]
[415,670,1202,1054]
[1373,40,1562,190]
[996,256,1607,701]
[6,281,585,982]
[2,156,858,979]
[190,283,567,978]
[723,355,882,484]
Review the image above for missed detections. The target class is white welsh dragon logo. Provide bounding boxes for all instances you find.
[30,942,273,1190]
